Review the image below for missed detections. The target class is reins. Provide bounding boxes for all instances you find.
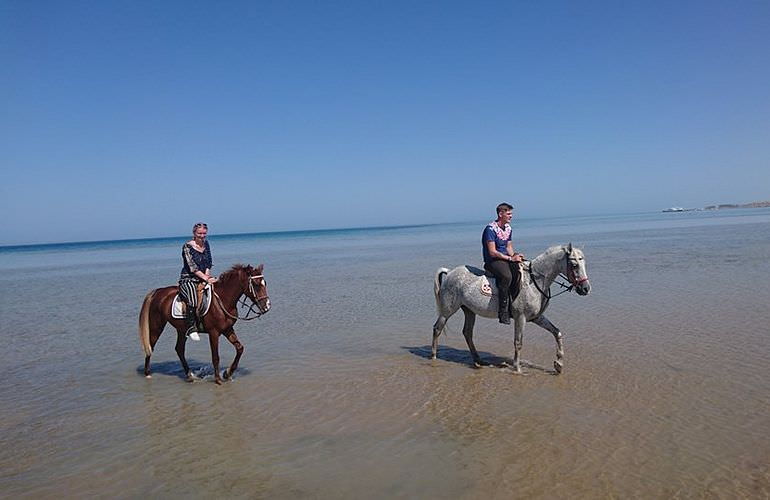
[526,261,575,300]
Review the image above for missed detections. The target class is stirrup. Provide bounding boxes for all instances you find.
[186,327,200,342]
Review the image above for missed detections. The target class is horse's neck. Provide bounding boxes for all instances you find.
[529,250,563,289]
[216,275,244,307]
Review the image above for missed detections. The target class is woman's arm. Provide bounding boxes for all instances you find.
[201,242,216,283]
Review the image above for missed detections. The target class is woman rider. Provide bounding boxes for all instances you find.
[179,222,218,341]
[482,203,524,324]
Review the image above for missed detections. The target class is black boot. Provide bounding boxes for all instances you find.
[498,290,511,324]
[184,310,200,341]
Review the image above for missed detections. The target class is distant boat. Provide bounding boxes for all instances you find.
[662,207,684,212]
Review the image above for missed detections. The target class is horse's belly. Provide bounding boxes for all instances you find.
[461,292,498,318]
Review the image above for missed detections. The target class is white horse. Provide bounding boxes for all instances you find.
[432,244,590,374]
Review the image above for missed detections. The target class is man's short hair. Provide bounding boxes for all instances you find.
[496,202,514,214]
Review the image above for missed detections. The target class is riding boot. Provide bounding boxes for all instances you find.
[184,310,200,341]
[498,290,511,324]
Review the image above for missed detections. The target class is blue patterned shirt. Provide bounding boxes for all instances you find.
[180,241,212,280]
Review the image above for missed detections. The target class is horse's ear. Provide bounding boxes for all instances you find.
[256,264,264,273]
[567,242,573,254]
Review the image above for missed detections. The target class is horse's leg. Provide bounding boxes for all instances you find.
[222,328,244,380]
[510,314,526,374]
[144,310,167,378]
[531,315,564,374]
[460,306,486,368]
[144,326,164,378]
[209,331,223,385]
[431,315,447,359]
[174,329,194,382]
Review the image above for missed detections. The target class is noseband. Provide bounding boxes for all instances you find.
[566,266,589,286]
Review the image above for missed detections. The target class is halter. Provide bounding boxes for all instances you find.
[213,274,270,321]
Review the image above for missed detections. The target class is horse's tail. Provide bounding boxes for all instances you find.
[434,267,449,316]
[138,289,156,357]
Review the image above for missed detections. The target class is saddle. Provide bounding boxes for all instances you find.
[171,283,213,319]
[479,263,524,299]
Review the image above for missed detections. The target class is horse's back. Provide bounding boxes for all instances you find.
[444,265,488,289]
[438,265,497,318]
[148,286,178,315]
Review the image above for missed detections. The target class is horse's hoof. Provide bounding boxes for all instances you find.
[223,370,231,380]
[185,374,195,383]
[214,379,223,386]
[501,362,523,374]
[553,360,563,374]
[145,374,152,379]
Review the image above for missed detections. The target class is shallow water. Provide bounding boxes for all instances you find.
[1,209,769,498]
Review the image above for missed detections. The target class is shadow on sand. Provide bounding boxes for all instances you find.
[136,360,253,380]
[402,345,558,375]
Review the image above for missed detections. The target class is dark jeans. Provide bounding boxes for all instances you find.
[484,260,521,301]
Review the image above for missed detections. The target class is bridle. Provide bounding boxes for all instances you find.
[213,274,270,321]
[565,265,589,288]
[527,254,589,302]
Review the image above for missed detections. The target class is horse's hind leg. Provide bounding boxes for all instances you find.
[460,306,486,367]
[174,329,194,382]
[144,318,166,378]
[222,328,244,380]
[431,316,447,359]
[531,315,564,374]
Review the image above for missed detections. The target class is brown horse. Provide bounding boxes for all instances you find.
[138,264,270,384]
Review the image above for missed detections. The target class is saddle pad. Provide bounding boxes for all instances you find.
[171,284,212,319]
[480,276,495,297]
[480,263,527,297]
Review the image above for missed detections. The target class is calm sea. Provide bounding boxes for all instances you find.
[1,209,769,498]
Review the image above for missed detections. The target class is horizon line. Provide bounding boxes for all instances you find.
[4,206,756,249]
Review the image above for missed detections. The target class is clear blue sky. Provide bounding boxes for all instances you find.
[2,0,769,245]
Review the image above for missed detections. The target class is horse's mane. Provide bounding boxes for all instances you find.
[544,245,567,257]
[218,264,249,282]
[218,263,263,282]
